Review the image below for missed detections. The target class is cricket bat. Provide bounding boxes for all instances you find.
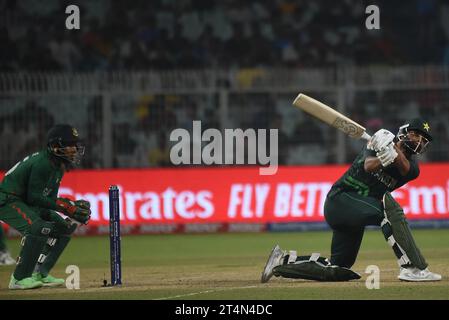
[292,93,371,141]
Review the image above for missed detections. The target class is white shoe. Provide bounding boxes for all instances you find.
[0,250,16,266]
[398,267,442,282]
[261,245,285,283]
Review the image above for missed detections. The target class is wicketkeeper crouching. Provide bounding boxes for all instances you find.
[0,124,91,289]
[261,118,442,283]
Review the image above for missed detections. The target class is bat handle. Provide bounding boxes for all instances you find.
[361,132,371,141]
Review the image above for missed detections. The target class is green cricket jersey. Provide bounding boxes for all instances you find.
[332,147,419,199]
[0,150,64,210]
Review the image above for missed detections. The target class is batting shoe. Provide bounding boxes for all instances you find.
[0,250,16,266]
[9,275,43,290]
[32,273,65,287]
[261,245,285,283]
[398,267,442,282]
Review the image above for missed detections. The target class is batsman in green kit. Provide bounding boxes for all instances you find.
[0,124,91,289]
[261,119,442,282]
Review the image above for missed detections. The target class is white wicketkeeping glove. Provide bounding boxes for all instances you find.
[376,143,398,167]
[368,129,395,152]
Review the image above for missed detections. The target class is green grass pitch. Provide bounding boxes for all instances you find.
[0,229,448,299]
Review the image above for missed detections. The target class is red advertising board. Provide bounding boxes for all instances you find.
[1,164,449,235]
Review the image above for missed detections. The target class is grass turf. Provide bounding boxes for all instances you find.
[0,229,448,300]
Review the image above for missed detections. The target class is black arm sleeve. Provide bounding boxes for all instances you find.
[403,158,420,181]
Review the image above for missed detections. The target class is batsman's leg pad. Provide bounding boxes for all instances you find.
[273,254,361,282]
[382,192,427,269]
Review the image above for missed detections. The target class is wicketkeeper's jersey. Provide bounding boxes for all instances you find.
[0,150,64,210]
[332,147,419,200]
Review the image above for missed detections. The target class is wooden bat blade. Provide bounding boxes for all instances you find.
[292,93,371,140]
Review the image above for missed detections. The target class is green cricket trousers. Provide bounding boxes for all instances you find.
[324,188,384,268]
[0,192,71,236]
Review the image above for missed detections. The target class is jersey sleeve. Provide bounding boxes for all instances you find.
[403,158,420,181]
[26,162,60,211]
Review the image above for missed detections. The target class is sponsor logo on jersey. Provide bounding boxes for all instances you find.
[372,169,397,189]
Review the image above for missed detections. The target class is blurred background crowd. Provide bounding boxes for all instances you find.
[2,0,449,72]
[1,0,449,170]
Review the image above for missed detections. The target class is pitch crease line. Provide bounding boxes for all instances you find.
[154,285,260,300]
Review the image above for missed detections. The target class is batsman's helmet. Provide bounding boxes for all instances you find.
[397,118,432,154]
[47,124,85,165]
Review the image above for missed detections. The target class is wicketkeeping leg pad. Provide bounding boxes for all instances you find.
[14,234,48,280]
[36,235,72,277]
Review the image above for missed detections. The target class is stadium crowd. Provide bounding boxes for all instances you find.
[1,0,449,72]
[1,0,449,170]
